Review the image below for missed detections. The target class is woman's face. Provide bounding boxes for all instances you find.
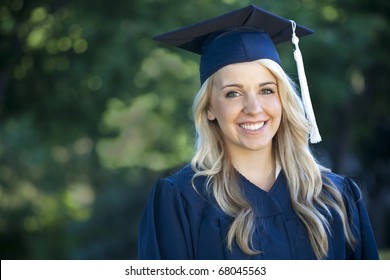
[208,61,282,155]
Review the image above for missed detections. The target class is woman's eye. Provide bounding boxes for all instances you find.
[261,88,274,95]
[225,91,241,98]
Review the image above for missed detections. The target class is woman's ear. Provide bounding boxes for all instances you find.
[207,107,216,121]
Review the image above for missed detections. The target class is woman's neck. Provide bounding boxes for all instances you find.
[229,144,276,192]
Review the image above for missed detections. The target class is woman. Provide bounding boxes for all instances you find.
[138,5,379,260]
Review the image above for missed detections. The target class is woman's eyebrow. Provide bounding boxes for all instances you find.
[220,83,244,90]
[259,81,277,87]
[220,81,277,90]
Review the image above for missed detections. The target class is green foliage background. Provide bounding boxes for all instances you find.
[0,0,389,259]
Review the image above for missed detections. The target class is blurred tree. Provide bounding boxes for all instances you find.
[0,0,388,259]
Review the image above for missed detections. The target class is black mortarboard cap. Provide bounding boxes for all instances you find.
[153,5,313,84]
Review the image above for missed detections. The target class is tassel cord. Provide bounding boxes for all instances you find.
[290,20,322,144]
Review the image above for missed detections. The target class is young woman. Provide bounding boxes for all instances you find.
[138,5,379,260]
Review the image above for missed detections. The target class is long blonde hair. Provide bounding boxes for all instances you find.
[191,59,356,259]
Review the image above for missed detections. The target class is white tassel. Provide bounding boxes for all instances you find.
[290,20,322,144]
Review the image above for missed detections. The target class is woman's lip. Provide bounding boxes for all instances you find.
[238,120,268,132]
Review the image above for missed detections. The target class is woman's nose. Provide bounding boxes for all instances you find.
[243,94,262,115]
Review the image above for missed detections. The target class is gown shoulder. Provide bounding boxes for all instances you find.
[137,164,219,259]
[322,170,379,259]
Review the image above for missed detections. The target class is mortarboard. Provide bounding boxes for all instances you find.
[153,5,313,84]
[154,5,322,143]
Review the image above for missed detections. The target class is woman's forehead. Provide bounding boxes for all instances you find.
[212,61,277,87]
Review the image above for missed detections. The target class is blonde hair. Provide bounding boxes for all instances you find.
[191,59,356,259]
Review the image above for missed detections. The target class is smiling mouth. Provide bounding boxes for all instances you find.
[239,121,266,131]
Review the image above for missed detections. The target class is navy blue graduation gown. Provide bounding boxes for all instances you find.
[138,164,379,259]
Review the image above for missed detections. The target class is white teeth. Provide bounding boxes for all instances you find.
[240,122,265,131]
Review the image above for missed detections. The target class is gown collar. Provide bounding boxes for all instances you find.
[237,170,296,218]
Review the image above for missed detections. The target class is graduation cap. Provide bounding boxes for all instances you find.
[154,5,321,143]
